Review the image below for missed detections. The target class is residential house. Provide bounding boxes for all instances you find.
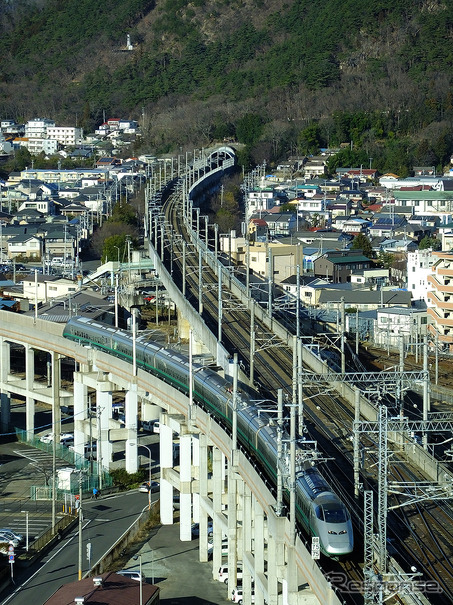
[369,214,407,237]
[261,213,297,237]
[249,218,268,241]
[317,288,412,311]
[280,275,329,307]
[313,250,372,283]
[393,189,453,215]
[380,238,418,253]
[350,267,389,287]
[247,240,303,283]
[327,200,353,218]
[19,275,78,303]
[7,234,42,259]
[343,168,379,182]
[340,218,371,234]
[303,156,327,178]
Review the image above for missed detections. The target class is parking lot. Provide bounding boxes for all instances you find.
[125,522,231,605]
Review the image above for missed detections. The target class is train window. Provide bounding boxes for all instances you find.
[323,504,348,523]
[314,506,324,521]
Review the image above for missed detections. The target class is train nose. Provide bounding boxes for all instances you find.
[325,537,354,555]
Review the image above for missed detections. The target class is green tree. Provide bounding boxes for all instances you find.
[102,234,130,263]
[6,147,32,172]
[109,202,138,226]
[236,114,264,146]
[377,251,395,270]
[298,123,322,154]
[419,235,441,251]
[351,233,373,258]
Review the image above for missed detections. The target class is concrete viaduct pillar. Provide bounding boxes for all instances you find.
[74,372,88,455]
[51,352,61,442]
[96,379,113,470]
[125,383,138,474]
[160,421,173,525]
[0,338,10,432]
[25,344,35,436]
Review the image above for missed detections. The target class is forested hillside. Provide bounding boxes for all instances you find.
[1,0,453,173]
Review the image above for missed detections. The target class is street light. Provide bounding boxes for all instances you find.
[113,245,120,264]
[132,443,152,510]
[133,554,143,605]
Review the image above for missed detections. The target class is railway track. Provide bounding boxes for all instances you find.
[150,184,452,604]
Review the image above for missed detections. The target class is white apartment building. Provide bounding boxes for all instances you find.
[22,138,58,155]
[407,248,434,305]
[21,276,77,303]
[47,126,83,146]
[374,307,428,350]
[293,197,325,214]
[25,118,55,139]
[246,187,278,221]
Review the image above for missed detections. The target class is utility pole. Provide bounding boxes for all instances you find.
[78,472,83,580]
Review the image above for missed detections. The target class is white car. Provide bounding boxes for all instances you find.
[40,432,73,444]
[0,532,19,547]
[218,564,243,584]
[0,529,24,544]
[139,481,159,493]
[231,587,255,603]
[117,569,145,582]
[208,538,228,555]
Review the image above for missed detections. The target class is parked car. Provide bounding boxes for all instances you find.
[0,529,24,544]
[218,564,243,584]
[231,586,255,603]
[40,432,73,444]
[208,538,228,556]
[0,532,19,547]
[141,419,159,433]
[69,442,97,458]
[191,521,214,538]
[117,569,145,582]
[139,481,159,494]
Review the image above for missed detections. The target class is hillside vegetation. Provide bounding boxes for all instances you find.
[1,0,453,172]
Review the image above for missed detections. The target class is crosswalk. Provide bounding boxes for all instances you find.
[0,514,58,541]
[13,447,72,472]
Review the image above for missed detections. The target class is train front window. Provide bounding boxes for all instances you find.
[314,506,324,520]
[322,504,348,523]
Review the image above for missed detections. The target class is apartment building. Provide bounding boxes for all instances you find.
[427,251,453,348]
[47,126,83,146]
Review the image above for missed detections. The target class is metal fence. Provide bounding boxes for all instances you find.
[15,429,113,501]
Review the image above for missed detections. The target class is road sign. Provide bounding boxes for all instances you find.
[8,555,14,562]
[311,536,320,560]
[8,545,14,553]
[86,542,92,561]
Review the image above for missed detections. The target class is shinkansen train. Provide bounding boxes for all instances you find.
[63,316,353,556]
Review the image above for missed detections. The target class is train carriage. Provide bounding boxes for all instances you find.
[63,317,353,556]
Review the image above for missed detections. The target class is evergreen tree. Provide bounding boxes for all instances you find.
[351,233,373,258]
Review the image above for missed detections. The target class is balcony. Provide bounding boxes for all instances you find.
[427,291,453,310]
[428,324,453,343]
[427,275,453,293]
[427,307,453,327]
[436,267,453,277]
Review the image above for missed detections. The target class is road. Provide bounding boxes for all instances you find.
[0,491,149,605]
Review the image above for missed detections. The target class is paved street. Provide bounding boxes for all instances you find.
[0,491,149,605]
